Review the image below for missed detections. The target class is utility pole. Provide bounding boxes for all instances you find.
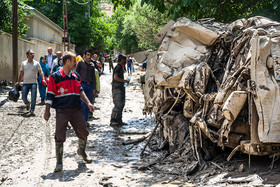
[63,0,69,51]
[12,0,18,84]
[63,0,90,51]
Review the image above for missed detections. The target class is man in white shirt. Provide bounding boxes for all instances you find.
[50,51,62,73]
[45,47,57,71]
[15,50,47,115]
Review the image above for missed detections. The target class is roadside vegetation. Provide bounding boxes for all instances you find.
[0,0,29,37]
[1,0,280,54]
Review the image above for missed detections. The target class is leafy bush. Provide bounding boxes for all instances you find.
[0,0,29,36]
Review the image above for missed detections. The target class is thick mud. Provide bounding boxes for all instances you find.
[0,63,280,186]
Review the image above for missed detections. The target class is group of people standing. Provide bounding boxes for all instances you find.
[38,48,63,105]
[15,47,131,172]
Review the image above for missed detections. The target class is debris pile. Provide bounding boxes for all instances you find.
[143,16,280,166]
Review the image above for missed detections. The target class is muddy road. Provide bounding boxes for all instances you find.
[0,63,280,186]
[0,63,154,186]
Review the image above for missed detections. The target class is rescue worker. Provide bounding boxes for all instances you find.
[110,54,129,126]
[44,51,94,172]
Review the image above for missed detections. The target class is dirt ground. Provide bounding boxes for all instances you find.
[0,63,280,186]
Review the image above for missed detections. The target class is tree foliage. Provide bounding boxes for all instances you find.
[111,0,280,23]
[2,0,280,56]
[106,0,280,54]
[107,0,169,54]
[24,0,112,54]
[106,7,138,54]
[124,0,169,50]
[89,16,114,54]
[0,0,29,36]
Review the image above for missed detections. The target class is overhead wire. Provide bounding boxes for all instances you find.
[71,0,91,17]
[71,0,89,5]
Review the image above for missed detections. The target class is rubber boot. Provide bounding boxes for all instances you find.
[77,139,92,163]
[110,111,119,126]
[54,142,63,172]
[117,119,127,126]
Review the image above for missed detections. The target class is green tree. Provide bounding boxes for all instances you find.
[107,0,169,54]
[252,0,280,21]
[107,6,139,54]
[110,0,280,23]
[89,15,114,54]
[123,0,169,51]
[25,0,112,53]
[0,0,29,36]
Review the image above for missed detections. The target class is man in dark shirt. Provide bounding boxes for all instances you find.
[44,51,94,172]
[76,49,96,123]
[110,54,129,126]
[108,54,114,73]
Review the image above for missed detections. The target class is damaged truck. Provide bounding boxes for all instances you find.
[143,16,280,164]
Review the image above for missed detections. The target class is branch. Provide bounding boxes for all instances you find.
[122,132,151,145]
[137,10,164,26]
[140,122,160,156]
[206,0,231,8]
[165,0,175,5]
[119,131,149,135]
[228,0,258,22]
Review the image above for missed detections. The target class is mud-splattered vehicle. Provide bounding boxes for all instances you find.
[143,16,280,164]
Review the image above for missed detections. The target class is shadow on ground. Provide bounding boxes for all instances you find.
[41,162,89,182]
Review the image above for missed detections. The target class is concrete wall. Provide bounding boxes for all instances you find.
[0,7,77,82]
[24,8,63,44]
[0,32,33,81]
[131,51,150,64]
[0,32,65,82]
[25,18,62,44]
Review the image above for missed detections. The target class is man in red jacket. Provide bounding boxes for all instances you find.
[44,51,94,172]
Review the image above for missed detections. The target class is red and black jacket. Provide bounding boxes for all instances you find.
[46,68,83,109]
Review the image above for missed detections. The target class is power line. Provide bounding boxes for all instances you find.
[71,0,91,18]
[72,0,89,5]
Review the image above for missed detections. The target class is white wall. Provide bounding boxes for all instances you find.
[25,16,62,44]
[0,32,65,81]
[0,32,34,81]
[24,8,63,44]
[0,8,76,82]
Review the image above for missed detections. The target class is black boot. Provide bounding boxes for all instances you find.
[117,119,127,126]
[77,139,92,163]
[110,111,119,126]
[54,142,63,172]
[110,119,119,126]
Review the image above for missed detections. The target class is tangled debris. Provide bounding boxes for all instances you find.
[142,16,280,175]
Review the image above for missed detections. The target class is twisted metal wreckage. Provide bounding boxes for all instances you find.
[143,16,280,164]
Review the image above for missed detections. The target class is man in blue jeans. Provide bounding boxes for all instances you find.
[76,49,96,124]
[15,49,47,115]
[126,55,133,75]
